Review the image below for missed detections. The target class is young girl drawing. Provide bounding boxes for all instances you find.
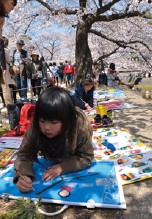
[14,87,94,192]
[74,77,95,110]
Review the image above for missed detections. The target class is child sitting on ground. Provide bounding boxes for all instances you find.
[13,87,94,192]
[73,77,95,110]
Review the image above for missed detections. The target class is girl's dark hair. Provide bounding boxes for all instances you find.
[82,77,94,86]
[109,63,115,71]
[0,2,5,17]
[14,0,17,6]
[1,36,8,47]
[82,77,95,91]
[0,0,17,17]
[28,87,80,161]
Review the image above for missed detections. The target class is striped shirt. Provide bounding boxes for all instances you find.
[14,50,21,67]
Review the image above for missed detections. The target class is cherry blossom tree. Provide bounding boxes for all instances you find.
[89,17,152,72]
[31,0,152,80]
[4,0,152,80]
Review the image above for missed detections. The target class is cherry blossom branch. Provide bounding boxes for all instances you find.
[90,29,152,52]
[97,47,119,61]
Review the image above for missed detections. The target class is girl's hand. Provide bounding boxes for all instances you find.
[85,103,92,110]
[16,176,33,192]
[3,70,6,76]
[85,103,89,109]
[42,164,63,181]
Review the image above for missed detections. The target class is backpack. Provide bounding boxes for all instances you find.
[19,103,36,135]
[4,103,35,137]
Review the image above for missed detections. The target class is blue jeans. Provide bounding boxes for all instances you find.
[14,74,21,98]
[66,73,73,85]
[20,74,27,99]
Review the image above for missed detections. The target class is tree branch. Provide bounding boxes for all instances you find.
[97,47,119,61]
[36,0,78,15]
[90,29,152,52]
[24,14,39,34]
[96,11,145,22]
[97,0,120,14]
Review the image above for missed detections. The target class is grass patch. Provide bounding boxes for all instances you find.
[0,124,10,137]
[141,84,152,91]
[0,198,43,219]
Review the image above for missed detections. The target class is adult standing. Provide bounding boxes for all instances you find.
[0,0,17,70]
[51,62,59,86]
[40,56,49,89]
[0,0,17,105]
[31,51,43,97]
[58,62,64,84]
[64,60,74,87]
[12,40,28,101]
[1,36,15,104]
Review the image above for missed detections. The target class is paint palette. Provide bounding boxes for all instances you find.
[0,149,17,167]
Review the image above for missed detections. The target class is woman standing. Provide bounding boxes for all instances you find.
[31,51,43,97]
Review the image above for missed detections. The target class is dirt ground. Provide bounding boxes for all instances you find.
[0,86,152,219]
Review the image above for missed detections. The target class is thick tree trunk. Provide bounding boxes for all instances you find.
[75,21,93,82]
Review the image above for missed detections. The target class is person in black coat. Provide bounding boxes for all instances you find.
[73,77,95,110]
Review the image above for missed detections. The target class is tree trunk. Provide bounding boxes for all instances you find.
[75,20,93,82]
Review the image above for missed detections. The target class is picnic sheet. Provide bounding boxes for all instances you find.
[0,137,23,149]
[93,127,152,185]
[0,158,126,209]
[84,101,137,117]
[94,89,126,100]
[97,100,123,110]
